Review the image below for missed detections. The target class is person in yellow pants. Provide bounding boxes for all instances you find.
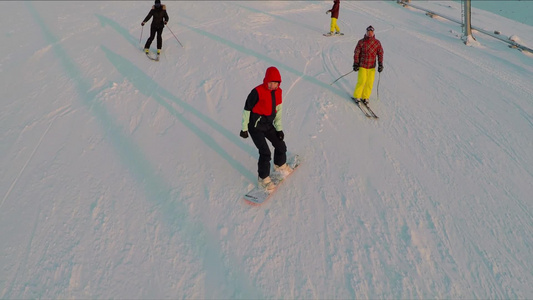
[326,0,342,35]
[330,17,340,35]
[353,67,376,102]
[352,26,384,105]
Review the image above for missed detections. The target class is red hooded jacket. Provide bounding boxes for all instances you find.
[243,67,283,131]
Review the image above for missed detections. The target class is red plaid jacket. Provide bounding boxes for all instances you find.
[354,35,384,69]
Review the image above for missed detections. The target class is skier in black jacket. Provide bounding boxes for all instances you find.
[142,0,169,55]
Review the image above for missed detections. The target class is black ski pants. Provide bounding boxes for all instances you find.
[249,126,287,179]
[145,26,164,50]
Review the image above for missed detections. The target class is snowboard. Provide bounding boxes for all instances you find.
[243,155,301,206]
[323,32,344,37]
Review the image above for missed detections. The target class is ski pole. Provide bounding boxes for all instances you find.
[377,72,381,101]
[330,70,353,85]
[165,25,183,48]
[140,26,143,44]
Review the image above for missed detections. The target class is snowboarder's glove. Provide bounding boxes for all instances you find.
[326,10,331,14]
[240,130,248,139]
[353,63,359,72]
[277,131,284,141]
[378,63,383,73]
[141,22,145,26]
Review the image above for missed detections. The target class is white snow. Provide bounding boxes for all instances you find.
[1,1,532,299]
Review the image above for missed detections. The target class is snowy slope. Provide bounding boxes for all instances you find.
[1,1,532,299]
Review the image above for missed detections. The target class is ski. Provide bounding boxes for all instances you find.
[361,102,378,118]
[145,51,160,61]
[351,97,372,118]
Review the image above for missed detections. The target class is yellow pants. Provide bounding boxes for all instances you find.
[353,67,376,100]
[330,18,340,33]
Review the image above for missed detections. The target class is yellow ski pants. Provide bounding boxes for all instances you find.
[330,18,340,33]
[353,67,376,100]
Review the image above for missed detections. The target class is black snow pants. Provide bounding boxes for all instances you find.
[145,26,164,50]
[249,125,287,179]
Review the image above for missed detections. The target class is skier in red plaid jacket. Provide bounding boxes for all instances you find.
[352,25,384,104]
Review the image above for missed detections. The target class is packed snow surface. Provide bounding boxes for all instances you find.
[1,1,532,299]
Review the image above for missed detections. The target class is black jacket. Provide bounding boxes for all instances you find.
[143,5,169,29]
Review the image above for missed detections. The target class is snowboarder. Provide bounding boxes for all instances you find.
[141,0,169,55]
[352,25,384,105]
[240,67,292,192]
[326,0,342,36]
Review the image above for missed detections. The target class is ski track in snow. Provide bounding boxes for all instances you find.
[1,105,71,210]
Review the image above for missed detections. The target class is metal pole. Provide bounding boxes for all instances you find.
[376,73,381,101]
[166,25,184,48]
[399,0,531,52]
[464,0,472,37]
[330,70,353,85]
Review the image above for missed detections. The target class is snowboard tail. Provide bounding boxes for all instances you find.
[244,155,301,206]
